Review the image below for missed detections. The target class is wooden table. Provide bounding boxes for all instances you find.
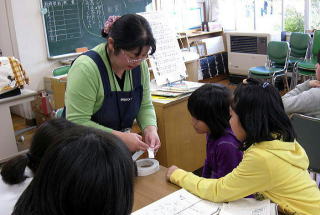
[133,166,284,214]
[0,89,36,161]
[133,166,179,211]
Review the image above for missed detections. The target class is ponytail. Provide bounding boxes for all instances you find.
[1,118,75,185]
[1,154,29,185]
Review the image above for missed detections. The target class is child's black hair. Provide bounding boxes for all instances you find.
[1,119,75,185]
[232,78,296,150]
[188,84,232,139]
[12,126,135,215]
[101,14,156,56]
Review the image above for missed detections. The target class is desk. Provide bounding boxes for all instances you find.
[133,166,284,215]
[153,95,206,172]
[0,89,37,161]
[133,166,179,211]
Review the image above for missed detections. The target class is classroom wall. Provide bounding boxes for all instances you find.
[0,1,15,56]
[3,0,61,91]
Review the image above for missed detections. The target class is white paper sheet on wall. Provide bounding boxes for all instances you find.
[140,12,187,86]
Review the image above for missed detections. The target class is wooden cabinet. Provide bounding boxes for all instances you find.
[153,95,206,172]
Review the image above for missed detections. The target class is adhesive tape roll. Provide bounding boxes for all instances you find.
[136,158,160,176]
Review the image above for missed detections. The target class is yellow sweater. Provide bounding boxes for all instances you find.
[170,140,320,215]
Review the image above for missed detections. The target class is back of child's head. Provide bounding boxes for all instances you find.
[12,126,135,215]
[1,118,75,185]
[233,78,295,150]
[188,83,231,139]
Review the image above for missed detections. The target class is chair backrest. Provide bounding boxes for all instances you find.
[52,65,70,77]
[311,30,320,62]
[267,41,290,66]
[289,32,311,58]
[291,113,320,173]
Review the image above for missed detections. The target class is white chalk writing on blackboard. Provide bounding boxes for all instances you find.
[82,0,105,37]
[44,0,81,42]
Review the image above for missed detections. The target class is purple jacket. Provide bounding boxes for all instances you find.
[202,128,243,179]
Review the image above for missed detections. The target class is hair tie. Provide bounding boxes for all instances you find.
[262,82,270,88]
[242,79,248,84]
[103,16,121,34]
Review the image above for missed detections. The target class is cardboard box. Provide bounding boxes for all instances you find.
[31,91,53,115]
[34,111,52,126]
[44,75,67,109]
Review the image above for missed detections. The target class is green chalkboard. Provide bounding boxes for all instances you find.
[41,0,152,58]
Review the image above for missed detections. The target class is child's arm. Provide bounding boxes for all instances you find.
[282,80,311,99]
[167,150,271,202]
[282,81,320,115]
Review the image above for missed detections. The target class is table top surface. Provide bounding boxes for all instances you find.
[0,88,36,104]
[133,166,285,215]
[133,166,179,211]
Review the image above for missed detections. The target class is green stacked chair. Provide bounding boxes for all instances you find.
[291,114,320,174]
[248,41,290,89]
[292,30,320,87]
[288,32,310,66]
[52,65,70,77]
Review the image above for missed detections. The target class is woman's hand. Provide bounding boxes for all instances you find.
[166,165,179,181]
[112,130,149,152]
[143,126,161,151]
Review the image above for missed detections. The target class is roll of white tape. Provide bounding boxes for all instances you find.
[136,158,160,176]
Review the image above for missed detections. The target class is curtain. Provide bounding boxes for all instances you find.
[205,0,219,22]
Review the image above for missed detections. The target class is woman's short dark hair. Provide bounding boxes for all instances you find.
[12,126,135,215]
[102,14,156,56]
[232,78,296,150]
[1,118,75,185]
[188,84,232,139]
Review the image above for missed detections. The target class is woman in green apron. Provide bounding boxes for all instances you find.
[65,14,160,152]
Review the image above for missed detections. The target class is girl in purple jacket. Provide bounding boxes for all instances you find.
[188,84,243,179]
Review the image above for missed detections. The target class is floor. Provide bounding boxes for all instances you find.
[12,114,36,152]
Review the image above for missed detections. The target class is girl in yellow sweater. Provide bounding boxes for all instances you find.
[167,78,320,215]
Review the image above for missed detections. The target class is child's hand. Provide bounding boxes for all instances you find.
[309,80,320,88]
[166,165,179,181]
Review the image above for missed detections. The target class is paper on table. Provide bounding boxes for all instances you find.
[220,198,275,215]
[132,189,222,215]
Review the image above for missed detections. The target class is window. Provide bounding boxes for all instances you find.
[255,0,282,32]
[157,0,204,32]
[218,0,236,30]
[283,0,304,32]
[213,0,317,32]
[235,0,255,31]
[310,0,320,30]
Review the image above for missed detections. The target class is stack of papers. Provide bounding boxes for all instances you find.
[220,198,277,215]
[151,90,188,97]
[151,81,204,98]
[132,189,221,215]
[132,189,277,215]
